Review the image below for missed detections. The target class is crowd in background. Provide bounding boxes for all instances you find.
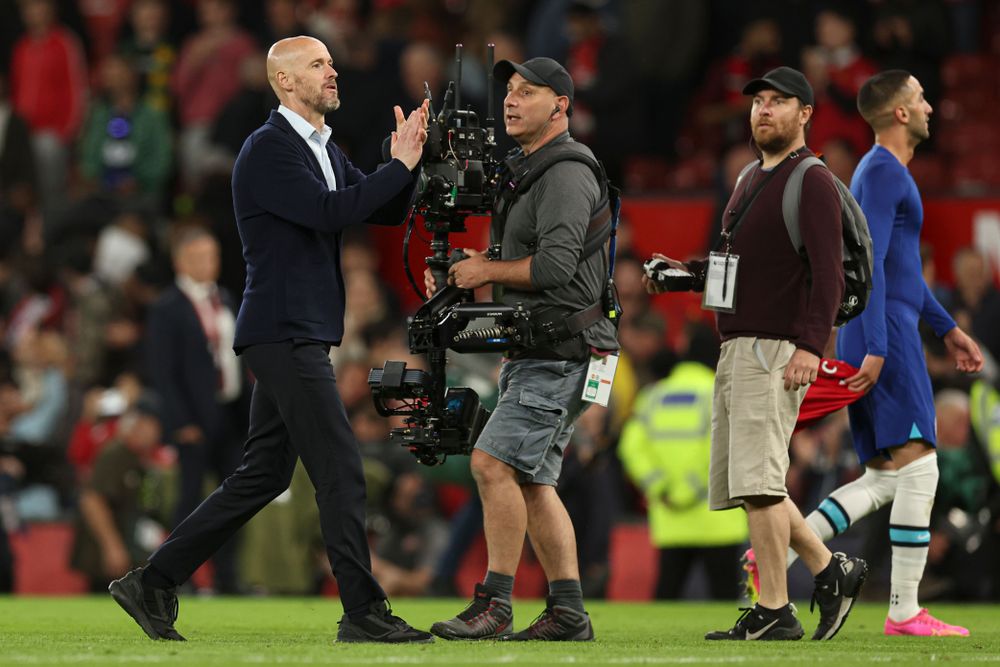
[1,0,1000,602]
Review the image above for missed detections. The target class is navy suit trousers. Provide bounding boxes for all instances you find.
[149,340,384,615]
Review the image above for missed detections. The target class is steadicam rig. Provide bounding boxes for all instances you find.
[370,45,523,466]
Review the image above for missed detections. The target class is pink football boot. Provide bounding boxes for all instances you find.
[884,609,970,637]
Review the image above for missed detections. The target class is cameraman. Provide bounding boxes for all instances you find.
[426,57,617,641]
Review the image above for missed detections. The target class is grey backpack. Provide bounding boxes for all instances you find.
[735,156,874,326]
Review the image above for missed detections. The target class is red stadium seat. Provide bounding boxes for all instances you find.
[941,54,1000,92]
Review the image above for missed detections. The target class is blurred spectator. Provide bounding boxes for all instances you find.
[306,0,365,66]
[969,377,1000,600]
[76,0,131,65]
[617,308,674,389]
[8,328,69,447]
[116,0,176,113]
[621,0,707,159]
[563,0,639,185]
[618,322,747,599]
[925,389,993,600]
[78,53,173,206]
[0,71,38,251]
[259,0,310,47]
[9,0,88,211]
[370,471,450,597]
[56,240,134,388]
[687,17,782,154]
[948,247,1000,364]
[145,226,247,593]
[66,373,142,480]
[559,403,619,597]
[324,31,388,171]
[801,7,877,157]
[209,52,276,166]
[870,0,949,107]
[0,453,24,591]
[815,136,857,185]
[70,395,163,592]
[171,0,257,191]
[398,42,444,109]
[786,408,854,511]
[92,210,151,289]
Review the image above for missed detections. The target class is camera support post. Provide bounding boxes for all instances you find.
[369,43,534,466]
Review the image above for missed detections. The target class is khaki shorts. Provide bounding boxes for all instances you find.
[709,337,807,510]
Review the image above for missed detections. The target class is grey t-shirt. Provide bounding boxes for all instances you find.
[492,134,619,357]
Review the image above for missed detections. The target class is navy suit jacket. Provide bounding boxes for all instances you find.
[231,109,416,350]
[146,285,244,444]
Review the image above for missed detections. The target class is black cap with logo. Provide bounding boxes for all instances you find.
[742,66,815,107]
[493,57,575,116]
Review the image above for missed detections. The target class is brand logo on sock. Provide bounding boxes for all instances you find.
[746,619,780,640]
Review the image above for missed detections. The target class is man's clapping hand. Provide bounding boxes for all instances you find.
[391,99,429,170]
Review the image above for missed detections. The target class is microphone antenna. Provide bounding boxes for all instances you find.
[486,42,495,143]
[454,43,463,121]
[424,81,435,119]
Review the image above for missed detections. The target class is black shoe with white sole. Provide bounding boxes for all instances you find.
[705,604,804,641]
[811,552,869,640]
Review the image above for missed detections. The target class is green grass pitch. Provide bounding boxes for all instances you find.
[1,597,998,666]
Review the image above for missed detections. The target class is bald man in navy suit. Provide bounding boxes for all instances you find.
[111,35,432,643]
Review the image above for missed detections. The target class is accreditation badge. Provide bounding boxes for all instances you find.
[702,251,738,313]
[582,353,618,406]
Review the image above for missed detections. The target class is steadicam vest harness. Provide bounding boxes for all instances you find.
[493,141,621,345]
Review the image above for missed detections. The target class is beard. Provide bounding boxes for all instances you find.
[752,122,797,154]
[298,77,341,114]
[314,90,340,114]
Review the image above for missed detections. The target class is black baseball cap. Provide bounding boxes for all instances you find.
[742,66,815,107]
[494,57,575,116]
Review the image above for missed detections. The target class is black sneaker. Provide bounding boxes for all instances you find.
[430,583,513,640]
[108,567,185,641]
[705,604,804,641]
[336,600,434,643]
[811,552,869,640]
[508,597,593,641]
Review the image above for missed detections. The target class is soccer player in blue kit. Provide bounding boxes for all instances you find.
[747,70,985,636]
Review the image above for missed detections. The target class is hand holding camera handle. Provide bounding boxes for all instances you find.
[643,256,698,292]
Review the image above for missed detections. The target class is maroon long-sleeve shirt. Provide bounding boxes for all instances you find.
[689,149,844,356]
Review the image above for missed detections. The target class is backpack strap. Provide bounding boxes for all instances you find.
[781,156,826,254]
[734,160,759,192]
[495,142,612,265]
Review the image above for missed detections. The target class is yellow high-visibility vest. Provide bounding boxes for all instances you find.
[969,379,1000,485]
[619,362,748,547]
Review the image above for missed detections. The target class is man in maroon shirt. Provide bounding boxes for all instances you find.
[644,67,868,641]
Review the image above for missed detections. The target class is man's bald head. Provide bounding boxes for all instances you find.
[266,36,340,116]
[267,36,319,96]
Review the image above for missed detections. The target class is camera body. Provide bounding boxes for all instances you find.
[368,361,491,466]
[643,258,701,292]
[417,93,496,219]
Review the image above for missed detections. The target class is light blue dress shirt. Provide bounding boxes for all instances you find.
[277,104,337,191]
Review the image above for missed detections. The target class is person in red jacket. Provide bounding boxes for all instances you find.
[9,0,88,209]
